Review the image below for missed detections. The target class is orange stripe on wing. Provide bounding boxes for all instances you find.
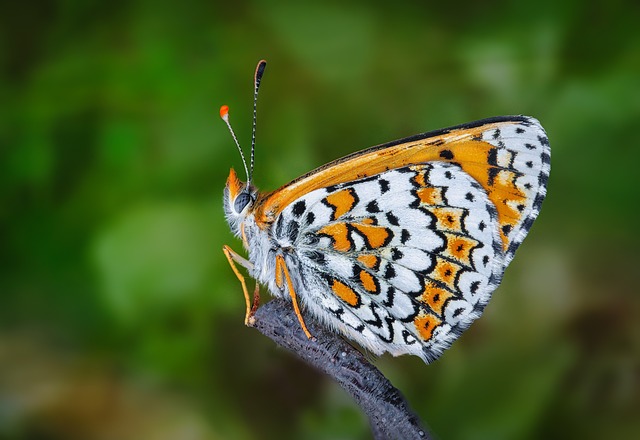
[330,279,360,307]
[459,162,527,247]
[317,223,352,252]
[324,188,357,220]
[418,281,455,316]
[357,254,380,270]
[358,269,379,294]
[417,186,444,205]
[428,207,465,233]
[414,313,442,342]
[431,257,462,291]
[443,233,479,268]
[351,223,392,249]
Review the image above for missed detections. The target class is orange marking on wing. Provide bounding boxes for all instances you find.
[226,168,243,201]
[361,217,375,225]
[254,120,528,251]
[442,155,527,250]
[443,233,479,267]
[413,169,427,187]
[318,223,351,252]
[431,257,461,290]
[357,254,380,270]
[324,188,357,220]
[417,186,444,205]
[352,223,391,249]
[331,279,360,307]
[430,207,464,232]
[418,281,455,316]
[414,313,442,342]
[489,183,527,245]
[359,269,378,293]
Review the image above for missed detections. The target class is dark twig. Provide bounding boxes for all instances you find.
[251,299,430,440]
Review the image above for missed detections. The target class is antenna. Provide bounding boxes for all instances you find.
[219,104,250,181]
[220,60,267,184]
[249,60,267,184]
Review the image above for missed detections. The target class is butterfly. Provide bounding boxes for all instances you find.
[221,60,550,363]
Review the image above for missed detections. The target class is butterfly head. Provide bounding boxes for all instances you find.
[224,167,257,220]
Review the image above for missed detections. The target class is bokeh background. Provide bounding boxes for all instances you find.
[2,1,639,439]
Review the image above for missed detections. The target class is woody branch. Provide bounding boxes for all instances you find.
[251,299,430,440]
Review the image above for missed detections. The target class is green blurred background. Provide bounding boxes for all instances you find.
[1,1,639,439]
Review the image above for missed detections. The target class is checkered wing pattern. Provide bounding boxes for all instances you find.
[271,117,549,362]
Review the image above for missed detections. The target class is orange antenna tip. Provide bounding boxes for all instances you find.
[220,105,229,121]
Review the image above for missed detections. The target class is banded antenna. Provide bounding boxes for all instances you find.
[219,59,267,185]
[219,105,249,181]
[250,60,267,184]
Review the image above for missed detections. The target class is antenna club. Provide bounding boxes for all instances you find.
[255,60,267,86]
[219,105,229,121]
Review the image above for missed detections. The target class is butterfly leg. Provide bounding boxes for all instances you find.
[222,245,258,325]
[275,254,313,339]
[249,282,260,324]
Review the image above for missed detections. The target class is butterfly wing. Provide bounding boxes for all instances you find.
[262,116,549,362]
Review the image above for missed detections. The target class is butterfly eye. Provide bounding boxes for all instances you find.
[234,192,253,214]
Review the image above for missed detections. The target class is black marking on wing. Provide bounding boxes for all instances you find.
[382,286,395,307]
[292,201,306,217]
[538,135,550,147]
[379,178,390,193]
[364,302,383,328]
[306,250,326,264]
[391,248,403,261]
[288,220,299,242]
[439,149,454,160]
[386,211,400,226]
[275,215,284,238]
[306,211,315,225]
[366,200,381,213]
[384,264,396,279]
[402,330,417,345]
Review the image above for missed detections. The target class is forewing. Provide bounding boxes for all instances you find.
[256,116,550,265]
